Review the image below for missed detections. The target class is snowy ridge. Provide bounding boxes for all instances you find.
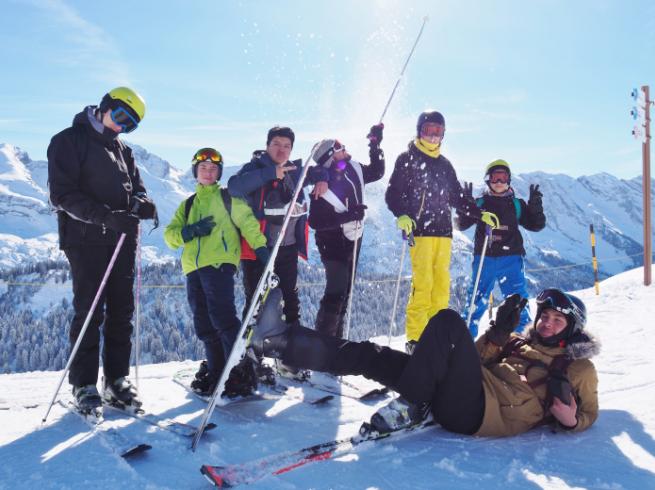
[0,142,652,285]
[0,267,654,488]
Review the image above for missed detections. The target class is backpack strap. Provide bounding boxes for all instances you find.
[184,188,237,229]
[183,193,196,224]
[513,197,521,221]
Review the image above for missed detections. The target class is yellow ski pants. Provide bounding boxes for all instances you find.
[405,236,453,341]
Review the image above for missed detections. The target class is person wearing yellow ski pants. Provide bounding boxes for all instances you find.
[406,236,452,342]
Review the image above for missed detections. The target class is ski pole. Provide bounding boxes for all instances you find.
[134,224,142,391]
[466,226,492,329]
[192,152,317,451]
[42,233,127,424]
[387,235,408,346]
[378,16,429,123]
[343,220,361,341]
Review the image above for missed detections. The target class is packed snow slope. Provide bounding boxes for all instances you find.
[1,267,654,489]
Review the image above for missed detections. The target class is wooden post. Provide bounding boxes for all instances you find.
[642,86,652,286]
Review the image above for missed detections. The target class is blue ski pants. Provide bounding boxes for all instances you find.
[462,255,531,337]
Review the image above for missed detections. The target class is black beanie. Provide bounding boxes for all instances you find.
[267,126,295,147]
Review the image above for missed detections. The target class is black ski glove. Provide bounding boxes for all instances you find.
[129,193,158,220]
[367,123,384,147]
[255,246,271,265]
[181,216,216,243]
[337,204,367,224]
[528,184,543,210]
[486,294,528,345]
[548,369,573,406]
[104,210,139,237]
[462,181,474,201]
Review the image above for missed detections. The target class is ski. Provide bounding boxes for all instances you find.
[276,372,389,402]
[58,401,151,458]
[191,155,319,451]
[200,419,435,487]
[174,368,332,407]
[102,402,217,438]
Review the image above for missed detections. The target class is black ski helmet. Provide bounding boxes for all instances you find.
[416,111,446,137]
[534,288,587,346]
[484,159,511,185]
[191,148,223,181]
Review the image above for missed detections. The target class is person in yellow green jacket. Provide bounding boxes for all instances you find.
[385,110,499,353]
[164,148,269,396]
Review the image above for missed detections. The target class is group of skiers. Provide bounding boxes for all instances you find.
[47,86,599,440]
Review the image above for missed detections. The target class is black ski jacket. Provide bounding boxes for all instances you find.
[47,106,147,249]
[309,146,385,261]
[385,142,480,237]
[455,190,546,256]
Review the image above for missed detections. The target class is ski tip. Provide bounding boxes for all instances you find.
[121,443,152,458]
[200,465,229,488]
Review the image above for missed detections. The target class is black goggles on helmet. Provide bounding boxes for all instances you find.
[536,289,583,323]
[110,105,139,134]
[192,148,223,165]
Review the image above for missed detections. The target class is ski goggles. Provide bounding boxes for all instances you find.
[192,148,223,164]
[488,170,510,184]
[420,123,445,139]
[535,289,583,322]
[110,106,140,134]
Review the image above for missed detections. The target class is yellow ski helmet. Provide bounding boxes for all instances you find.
[100,87,146,122]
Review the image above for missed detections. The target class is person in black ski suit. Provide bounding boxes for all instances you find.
[47,87,157,412]
[307,124,385,338]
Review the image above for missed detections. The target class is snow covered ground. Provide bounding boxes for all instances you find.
[1,267,654,489]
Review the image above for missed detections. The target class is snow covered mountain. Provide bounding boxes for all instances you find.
[1,267,654,489]
[1,141,652,288]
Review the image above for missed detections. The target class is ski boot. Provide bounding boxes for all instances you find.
[72,384,103,420]
[102,377,142,413]
[254,360,277,387]
[405,340,418,355]
[274,358,311,382]
[360,396,431,436]
[222,357,258,399]
[250,288,292,359]
[191,360,219,397]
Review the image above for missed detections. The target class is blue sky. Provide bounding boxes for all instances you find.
[1,0,654,182]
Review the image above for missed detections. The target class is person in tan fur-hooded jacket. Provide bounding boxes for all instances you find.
[250,287,599,438]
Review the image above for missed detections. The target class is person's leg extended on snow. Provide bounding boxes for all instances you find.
[252,289,485,435]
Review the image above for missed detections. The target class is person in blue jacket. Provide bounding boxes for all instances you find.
[456,159,546,337]
[227,127,327,377]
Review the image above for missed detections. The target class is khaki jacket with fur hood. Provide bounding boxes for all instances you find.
[474,329,600,437]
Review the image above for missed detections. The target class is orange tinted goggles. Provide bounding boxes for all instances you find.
[192,148,223,164]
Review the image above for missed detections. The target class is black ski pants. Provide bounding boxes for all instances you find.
[316,239,362,337]
[282,309,485,435]
[64,241,136,387]
[241,244,300,324]
[186,264,240,376]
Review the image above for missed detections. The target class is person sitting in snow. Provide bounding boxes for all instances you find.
[307,123,385,338]
[164,148,269,397]
[251,287,599,438]
[457,159,546,337]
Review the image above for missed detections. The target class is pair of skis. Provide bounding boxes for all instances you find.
[59,400,217,459]
[200,418,436,487]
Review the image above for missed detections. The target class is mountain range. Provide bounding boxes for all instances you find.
[1,141,652,289]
